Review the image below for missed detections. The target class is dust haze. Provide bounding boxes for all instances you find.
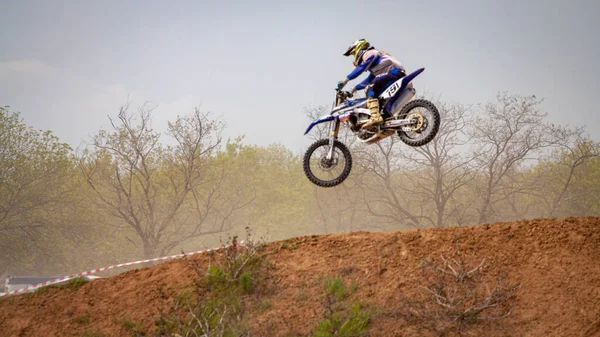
[1,1,600,336]
[1,89,599,278]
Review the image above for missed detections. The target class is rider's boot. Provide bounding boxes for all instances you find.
[362,97,384,129]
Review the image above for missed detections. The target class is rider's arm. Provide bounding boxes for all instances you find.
[345,54,378,81]
[354,73,375,91]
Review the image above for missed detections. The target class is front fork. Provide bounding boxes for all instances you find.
[326,118,340,160]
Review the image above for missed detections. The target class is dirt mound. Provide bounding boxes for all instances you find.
[1,217,599,337]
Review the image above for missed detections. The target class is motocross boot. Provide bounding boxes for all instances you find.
[362,97,384,129]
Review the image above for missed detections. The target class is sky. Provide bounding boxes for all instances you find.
[1,0,599,154]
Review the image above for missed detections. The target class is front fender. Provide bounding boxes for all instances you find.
[304,115,335,135]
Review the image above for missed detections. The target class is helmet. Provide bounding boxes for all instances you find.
[343,39,371,66]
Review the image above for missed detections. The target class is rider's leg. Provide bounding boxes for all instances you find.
[381,68,407,114]
[361,70,402,129]
[361,87,384,129]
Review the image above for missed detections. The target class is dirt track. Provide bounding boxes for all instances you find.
[1,216,599,337]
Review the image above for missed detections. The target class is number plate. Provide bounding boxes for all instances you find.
[385,82,399,97]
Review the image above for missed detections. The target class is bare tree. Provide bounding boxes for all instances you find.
[304,104,419,230]
[78,103,243,258]
[310,178,364,233]
[533,132,600,217]
[303,105,331,142]
[180,147,257,253]
[496,167,544,221]
[303,105,365,233]
[400,99,477,227]
[304,100,440,229]
[469,92,562,224]
[353,137,426,229]
[302,104,358,146]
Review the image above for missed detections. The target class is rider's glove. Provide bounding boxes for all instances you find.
[337,79,348,90]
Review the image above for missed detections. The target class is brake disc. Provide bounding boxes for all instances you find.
[318,155,338,171]
[407,112,424,131]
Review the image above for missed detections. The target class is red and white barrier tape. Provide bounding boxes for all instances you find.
[0,241,243,297]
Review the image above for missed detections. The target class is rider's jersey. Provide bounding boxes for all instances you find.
[346,48,405,90]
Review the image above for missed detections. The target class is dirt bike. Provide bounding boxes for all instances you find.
[302,67,440,187]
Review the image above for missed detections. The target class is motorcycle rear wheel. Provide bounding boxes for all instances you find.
[303,139,352,188]
[395,99,440,147]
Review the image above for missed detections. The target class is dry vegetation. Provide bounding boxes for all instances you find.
[1,217,599,337]
[400,247,520,336]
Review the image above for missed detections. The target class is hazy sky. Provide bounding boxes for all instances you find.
[1,0,599,154]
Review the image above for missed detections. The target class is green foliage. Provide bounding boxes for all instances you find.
[63,277,88,290]
[206,265,227,289]
[313,301,371,337]
[280,242,300,250]
[325,277,348,301]
[121,316,146,336]
[4,93,600,294]
[239,271,253,294]
[154,234,269,337]
[73,313,90,324]
[0,106,78,275]
[156,282,247,336]
[35,286,51,294]
[204,234,266,296]
[32,277,88,294]
[81,332,106,337]
[324,276,358,301]
[78,105,236,259]
[313,275,370,337]
[529,139,600,218]
[259,299,272,310]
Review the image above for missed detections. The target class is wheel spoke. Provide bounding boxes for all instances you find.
[396,99,440,147]
[302,139,353,187]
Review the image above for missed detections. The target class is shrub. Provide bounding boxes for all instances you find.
[401,247,519,336]
[312,275,370,337]
[154,230,270,337]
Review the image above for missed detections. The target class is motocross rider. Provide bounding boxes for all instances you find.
[337,39,406,129]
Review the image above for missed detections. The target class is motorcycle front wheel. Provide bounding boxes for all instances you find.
[302,139,352,188]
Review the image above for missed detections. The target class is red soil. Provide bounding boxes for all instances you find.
[1,216,599,337]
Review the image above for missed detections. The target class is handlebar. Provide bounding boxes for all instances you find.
[335,88,353,99]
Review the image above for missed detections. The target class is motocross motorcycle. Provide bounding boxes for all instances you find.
[302,67,440,187]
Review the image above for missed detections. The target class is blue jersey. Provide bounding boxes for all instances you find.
[346,49,405,90]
